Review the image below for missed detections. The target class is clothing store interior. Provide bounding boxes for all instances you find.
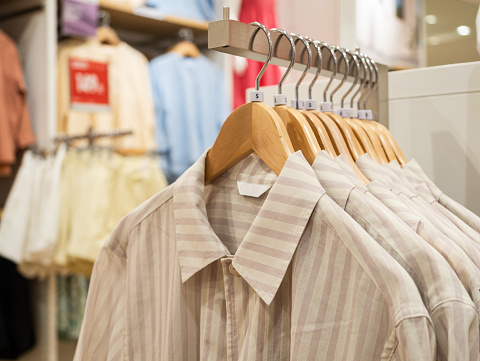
[2,0,480,360]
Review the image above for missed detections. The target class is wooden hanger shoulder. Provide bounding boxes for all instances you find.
[300,110,338,157]
[205,102,294,183]
[372,122,407,165]
[325,112,365,161]
[355,120,389,163]
[362,121,398,163]
[345,118,381,162]
[273,105,321,164]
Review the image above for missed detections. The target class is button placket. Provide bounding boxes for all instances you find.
[221,257,240,361]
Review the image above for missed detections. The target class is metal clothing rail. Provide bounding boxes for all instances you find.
[54,128,133,147]
[207,9,389,125]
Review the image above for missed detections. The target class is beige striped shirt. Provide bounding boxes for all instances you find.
[357,154,480,271]
[74,151,435,361]
[313,151,479,360]
[401,160,480,237]
[334,156,480,314]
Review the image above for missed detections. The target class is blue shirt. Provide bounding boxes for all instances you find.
[149,52,230,183]
[146,0,215,21]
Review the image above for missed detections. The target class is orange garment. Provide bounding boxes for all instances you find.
[0,30,35,176]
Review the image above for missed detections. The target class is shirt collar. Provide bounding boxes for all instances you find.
[311,151,366,210]
[173,150,325,305]
[403,159,443,200]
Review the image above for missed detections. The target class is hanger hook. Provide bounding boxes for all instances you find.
[249,22,273,91]
[329,46,349,104]
[351,50,368,108]
[341,49,360,108]
[361,56,377,109]
[321,43,337,103]
[304,38,323,100]
[270,28,296,95]
[290,34,312,101]
[357,54,372,109]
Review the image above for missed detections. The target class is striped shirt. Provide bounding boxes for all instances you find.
[74,150,435,361]
[357,154,480,270]
[313,151,479,360]
[401,159,480,237]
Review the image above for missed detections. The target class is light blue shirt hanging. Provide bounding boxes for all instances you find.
[146,0,215,21]
[149,52,230,183]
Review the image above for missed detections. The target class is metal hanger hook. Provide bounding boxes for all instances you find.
[329,46,349,104]
[351,50,368,108]
[357,53,373,109]
[361,55,376,109]
[341,49,360,108]
[270,28,296,95]
[321,43,337,103]
[305,38,323,100]
[249,22,273,91]
[290,33,312,100]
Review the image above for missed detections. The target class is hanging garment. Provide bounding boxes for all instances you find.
[357,154,480,270]
[57,38,156,152]
[0,30,36,177]
[233,0,281,109]
[333,155,480,317]
[74,151,435,361]
[312,151,479,360]
[402,159,480,235]
[145,0,215,20]
[149,52,230,183]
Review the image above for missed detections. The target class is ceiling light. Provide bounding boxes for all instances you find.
[456,25,471,36]
[425,15,437,25]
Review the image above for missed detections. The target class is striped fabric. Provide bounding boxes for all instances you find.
[74,150,435,361]
[313,151,479,361]
[386,164,480,248]
[357,154,480,271]
[403,160,480,234]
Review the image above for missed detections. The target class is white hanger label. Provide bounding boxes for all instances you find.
[336,108,350,117]
[304,100,318,110]
[273,94,287,105]
[250,91,264,102]
[358,110,367,120]
[291,99,305,109]
[365,110,373,120]
[320,102,333,112]
[237,181,272,198]
[349,108,358,118]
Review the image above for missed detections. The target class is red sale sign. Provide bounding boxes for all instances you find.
[69,58,109,110]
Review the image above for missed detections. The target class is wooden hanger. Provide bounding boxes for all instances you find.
[167,40,201,58]
[269,30,321,164]
[205,23,294,183]
[96,26,121,46]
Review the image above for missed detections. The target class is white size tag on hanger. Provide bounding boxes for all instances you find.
[304,99,318,110]
[237,181,272,198]
[250,91,264,102]
[320,102,333,112]
[365,110,373,120]
[336,108,350,117]
[273,94,287,105]
[291,99,305,109]
[358,110,367,120]
[349,108,358,118]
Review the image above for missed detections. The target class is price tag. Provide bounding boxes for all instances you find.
[304,99,318,110]
[320,102,333,112]
[69,58,109,111]
[250,91,264,102]
[273,94,287,105]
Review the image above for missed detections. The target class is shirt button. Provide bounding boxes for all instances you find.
[229,263,240,277]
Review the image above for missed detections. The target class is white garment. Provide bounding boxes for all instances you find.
[0,151,36,263]
[20,145,66,278]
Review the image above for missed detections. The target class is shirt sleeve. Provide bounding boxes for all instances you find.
[73,245,126,361]
[393,316,436,361]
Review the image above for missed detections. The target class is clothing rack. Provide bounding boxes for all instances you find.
[54,128,133,147]
[208,9,389,125]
